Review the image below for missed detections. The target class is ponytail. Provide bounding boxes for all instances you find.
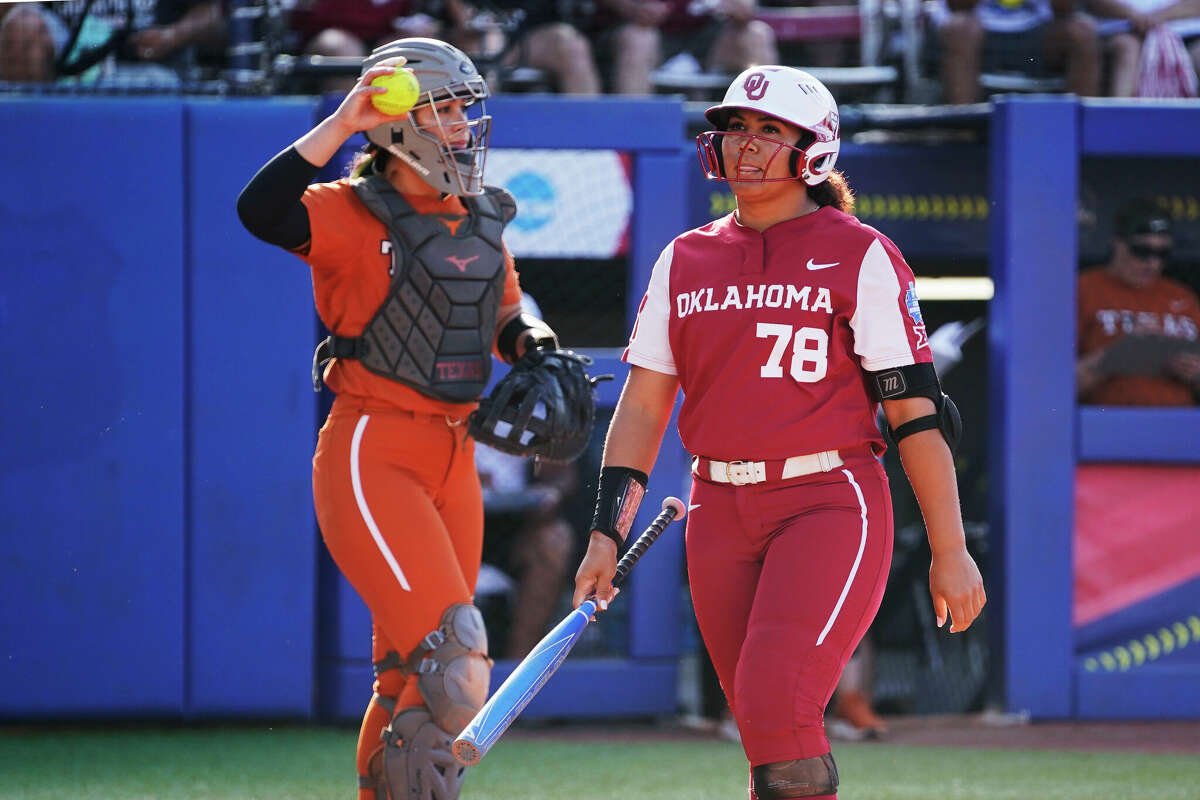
[806,170,855,215]
[348,145,391,179]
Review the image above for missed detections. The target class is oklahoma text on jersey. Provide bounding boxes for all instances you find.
[676,284,834,317]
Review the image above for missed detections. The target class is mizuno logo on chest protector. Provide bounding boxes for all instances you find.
[310,177,516,402]
[446,254,480,272]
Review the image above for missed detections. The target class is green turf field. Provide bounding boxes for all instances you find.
[2,725,1198,799]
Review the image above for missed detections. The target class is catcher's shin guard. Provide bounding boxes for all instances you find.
[371,707,467,800]
[751,754,839,798]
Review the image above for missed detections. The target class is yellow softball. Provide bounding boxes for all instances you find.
[370,68,420,116]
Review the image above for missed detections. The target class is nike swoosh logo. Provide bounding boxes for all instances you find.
[688,503,702,512]
[806,258,839,270]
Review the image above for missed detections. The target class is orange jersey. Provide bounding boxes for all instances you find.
[300,180,522,416]
[1078,267,1200,406]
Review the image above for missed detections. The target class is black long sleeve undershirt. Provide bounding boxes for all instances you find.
[236,146,322,250]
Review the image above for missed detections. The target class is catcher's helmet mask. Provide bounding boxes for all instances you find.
[361,38,491,196]
[697,65,840,187]
[468,349,613,464]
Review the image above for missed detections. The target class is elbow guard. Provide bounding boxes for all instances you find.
[497,312,559,364]
[867,362,963,453]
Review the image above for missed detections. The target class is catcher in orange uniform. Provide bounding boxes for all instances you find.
[237,37,598,800]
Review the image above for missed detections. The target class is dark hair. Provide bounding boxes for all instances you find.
[785,130,854,213]
[808,170,855,215]
[1113,198,1172,239]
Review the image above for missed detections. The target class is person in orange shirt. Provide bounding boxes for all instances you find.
[236,37,561,800]
[1077,200,1200,406]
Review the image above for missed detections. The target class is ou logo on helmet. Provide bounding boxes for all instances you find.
[743,72,769,100]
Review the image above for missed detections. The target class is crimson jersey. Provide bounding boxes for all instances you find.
[624,206,932,461]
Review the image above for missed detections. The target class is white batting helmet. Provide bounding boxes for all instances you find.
[698,66,841,187]
[361,38,490,196]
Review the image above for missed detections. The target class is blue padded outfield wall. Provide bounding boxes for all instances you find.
[0,97,321,717]
[1,95,1197,720]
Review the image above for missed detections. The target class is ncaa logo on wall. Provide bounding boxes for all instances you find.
[490,149,632,258]
[743,72,769,100]
[506,171,556,232]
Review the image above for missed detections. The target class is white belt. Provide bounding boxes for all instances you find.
[692,450,843,486]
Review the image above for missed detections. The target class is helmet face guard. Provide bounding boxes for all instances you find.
[696,130,811,184]
[404,79,491,195]
[362,38,492,196]
[697,66,841,187]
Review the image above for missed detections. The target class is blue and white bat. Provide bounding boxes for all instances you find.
[452,496,687,766]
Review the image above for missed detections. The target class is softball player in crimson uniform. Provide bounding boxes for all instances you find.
[238,38,561,800]
[575,67,986,799]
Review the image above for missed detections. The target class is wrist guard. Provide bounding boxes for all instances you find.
[590,466,648,550]
[497,312,559,364]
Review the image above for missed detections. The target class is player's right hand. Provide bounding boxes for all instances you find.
[330,58,413,134]
[573,532,620,618]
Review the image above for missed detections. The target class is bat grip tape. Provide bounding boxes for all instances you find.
[612,506,678,586]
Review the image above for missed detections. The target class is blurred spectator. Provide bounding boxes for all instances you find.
[1077,199,1200,405]
[759,0,865,70]
[441,0,601,94]
[475,442,578,660]
[287,0,441,92]
[679,634,741,742]
[1100,0,1200,96]
[0,0,225,86]
[594,0,777,95]
[1,3,57,81]
[931,0,1121,104]
[827,639,888,740]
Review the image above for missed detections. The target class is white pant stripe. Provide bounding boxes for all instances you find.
[815,467,868,646]
[350,414,412,592]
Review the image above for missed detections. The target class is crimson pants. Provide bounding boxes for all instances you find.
[686,455,893,768]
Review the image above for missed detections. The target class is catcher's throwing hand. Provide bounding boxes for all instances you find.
[331,58,415,134]
[929,547,986,633]
[573,533,620,619]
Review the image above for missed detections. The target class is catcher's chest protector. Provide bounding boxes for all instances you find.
[349,176,513,402]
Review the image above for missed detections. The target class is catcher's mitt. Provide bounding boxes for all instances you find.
[468,348,612,463]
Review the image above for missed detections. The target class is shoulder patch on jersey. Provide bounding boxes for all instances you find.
[904,282,923,325]
[904,281,929,350]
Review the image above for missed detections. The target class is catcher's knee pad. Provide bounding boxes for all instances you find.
[371,707,466,800]
[412,603,492,735]
[751,754,839,799]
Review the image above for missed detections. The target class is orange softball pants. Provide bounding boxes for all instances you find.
[312,398,483,797]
